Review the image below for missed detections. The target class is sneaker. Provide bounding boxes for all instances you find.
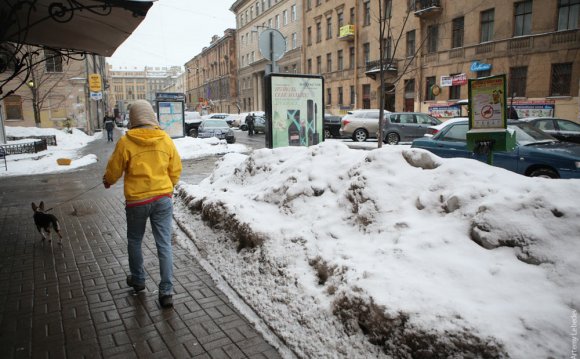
[159,295,173,308]
[126,275,145,292]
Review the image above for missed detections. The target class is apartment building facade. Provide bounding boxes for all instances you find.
[184,29,238,114]
[303,0,579,120]
[230,0,302,112]
[108,65,182,116]
[1,50,106,133]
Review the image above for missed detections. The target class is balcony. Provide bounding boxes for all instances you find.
[414,0,442,18]
[338,25,355,41]
[365,59,398,80]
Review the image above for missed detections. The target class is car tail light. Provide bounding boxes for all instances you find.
[341,119,350,128]
[426,128,438,136]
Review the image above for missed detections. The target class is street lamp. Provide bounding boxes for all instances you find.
[27,80,34,88]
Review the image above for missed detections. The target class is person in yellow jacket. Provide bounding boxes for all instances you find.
[103,100,182,308]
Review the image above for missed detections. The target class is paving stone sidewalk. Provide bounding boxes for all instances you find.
[0,131,282,359]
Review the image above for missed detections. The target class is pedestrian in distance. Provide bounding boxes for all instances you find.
[104,115,115,142]
[102,100,182,309]
[246,112,255,136]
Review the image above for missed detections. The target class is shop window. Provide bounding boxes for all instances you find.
[4,95,23,120]
[425,76,436,101]
[509,66,527,97]
[449,74,461,100]
[550,63,572,96]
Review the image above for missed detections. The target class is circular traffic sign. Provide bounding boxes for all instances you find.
[258,29,286,62]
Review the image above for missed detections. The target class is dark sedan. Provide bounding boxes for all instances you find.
[197,119,236,144]
[324,114,342,138]
[519,117,580,144]
[411,119,580,179]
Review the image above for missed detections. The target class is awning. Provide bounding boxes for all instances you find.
[1,0,155,57]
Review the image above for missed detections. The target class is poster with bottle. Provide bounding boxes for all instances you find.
[265,74,324,149]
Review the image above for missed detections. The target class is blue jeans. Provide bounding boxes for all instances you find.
[126,196,174,296]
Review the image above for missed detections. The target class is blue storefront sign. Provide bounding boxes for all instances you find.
[470,61,492,72]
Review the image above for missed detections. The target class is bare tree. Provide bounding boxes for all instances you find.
[376,0,434,148]
[18,46,84,127]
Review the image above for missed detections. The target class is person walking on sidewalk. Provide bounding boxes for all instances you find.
[102,100,182,308]
[104,115,115,142]
[245,113,255,136]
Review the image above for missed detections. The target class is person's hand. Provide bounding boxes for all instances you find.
[103,176,111,189]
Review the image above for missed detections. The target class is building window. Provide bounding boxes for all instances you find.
[383,36,392,59]
[316,56,322,73]
[349,46,355,69]
[4,95,23,120]
[316,0,321,6]
[481,9,494,42]
[406,30,415,57]
[363,43,370,64]
[275,14,280,28]
[557,0,580,30]
[307,59,312,74]
[283,10,288,25]
[425,76,436,101]
[316,21,322,42]
[256,2,260,15]
[550,63,572,96]
[425,25,438,54]
[514,0,533,36]
[338,87,344,105]
[45,50,63,72]
[327,87,332,105]
[326,53,332,72]
[350,7,355,24]
[337,50,344,71]
[449,74,461,100]
[363,1,371,26]
[337,11,344,33]
[291,5,297,21]
[451,17,464,48]
[362,84,371,109]
[509,66,527,97]
[385,0,393,18]
[306,0,311,11]
[350,85,355,105]
[326,16,333,39]
[307,27,312,46]
[292,33,297,49]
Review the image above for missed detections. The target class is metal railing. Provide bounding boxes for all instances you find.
[7,135,57,146]
[0,139,48,155]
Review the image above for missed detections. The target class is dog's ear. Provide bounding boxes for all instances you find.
[32,202,37,211]
[39,201,45,210]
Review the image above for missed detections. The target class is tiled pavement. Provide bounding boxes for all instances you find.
[0,131,282,359]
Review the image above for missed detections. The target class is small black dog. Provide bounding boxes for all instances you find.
[32,202,63,244]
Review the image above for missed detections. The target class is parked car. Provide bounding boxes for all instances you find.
[196,119,236,143]
[202,113,229,120]
[184,111,202,136]
[425,117,468,137]
[519,117,580,144]
[224,113,245,127]
[377,112,441,144]
[340,109,391,142]
[411,119,580,179]
[240,115,266,134]
[324,114,342,138]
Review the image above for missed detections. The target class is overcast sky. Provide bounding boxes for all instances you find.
[107,0,236,69]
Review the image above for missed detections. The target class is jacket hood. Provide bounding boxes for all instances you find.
[126,128,167,146]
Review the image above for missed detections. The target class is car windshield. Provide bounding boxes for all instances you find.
[203,120,228,128]
[509,122,557,145]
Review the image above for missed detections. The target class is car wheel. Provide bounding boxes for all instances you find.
[324,128,332,139]
[227,138,236,144]
[352,129,368,142]
[386,132,400,145]
[240,124,248,131]
[529,168,559,179]
[188,129,198,138]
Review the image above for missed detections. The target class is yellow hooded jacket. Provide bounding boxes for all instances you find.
[104,128,182,202]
